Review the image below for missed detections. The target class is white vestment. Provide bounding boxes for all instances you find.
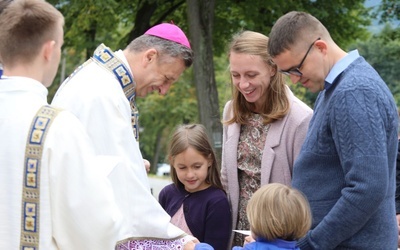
[0,76,187,249]
[52,48,189,245]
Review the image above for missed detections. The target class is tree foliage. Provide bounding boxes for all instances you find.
[213,0,370,56]
[48,0,122,58]
[350,24,400,106]
[374,0,400,22]
[137,69,198,171]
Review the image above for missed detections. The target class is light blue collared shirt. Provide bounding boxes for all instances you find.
[324,50,360,90]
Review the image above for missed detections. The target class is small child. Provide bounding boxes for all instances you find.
[232,183,311,249]
[192,183,311,250]
[159,124,232,250]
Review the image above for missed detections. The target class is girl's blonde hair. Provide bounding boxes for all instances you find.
[168,124,224,191]
[225,30,289,125]
[247,183,311,241]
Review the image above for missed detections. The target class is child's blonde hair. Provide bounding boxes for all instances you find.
[247,183,311,241]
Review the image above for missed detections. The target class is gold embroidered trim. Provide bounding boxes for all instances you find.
[93,44,136,100]
[20,105,60,250]
[57,44,140,141]
[92,44,139,141]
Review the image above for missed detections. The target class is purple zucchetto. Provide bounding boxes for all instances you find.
[144,23,191,49]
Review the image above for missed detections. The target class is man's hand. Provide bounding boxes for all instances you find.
[183,238,200,250]
[143,159,150,173]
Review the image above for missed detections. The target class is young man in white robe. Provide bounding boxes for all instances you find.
[0,0,197,249]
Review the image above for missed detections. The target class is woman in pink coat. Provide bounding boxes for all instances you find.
[221,31,313,248]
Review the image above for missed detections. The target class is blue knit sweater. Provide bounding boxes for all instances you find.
[293,56,398,249]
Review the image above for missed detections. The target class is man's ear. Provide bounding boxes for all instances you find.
[142,48,158,67]
[43,40,56,61]
[315,39,327,54]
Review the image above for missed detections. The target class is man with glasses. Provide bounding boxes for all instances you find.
[278,37,320,77]
[268,11,398,249]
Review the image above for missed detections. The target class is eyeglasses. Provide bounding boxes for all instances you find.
[279,37,321,77]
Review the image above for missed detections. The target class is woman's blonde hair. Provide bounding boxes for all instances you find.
[168,124,224,191]
[225,30,289,125]
[247,183,311,241]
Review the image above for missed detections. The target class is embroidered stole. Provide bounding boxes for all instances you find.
[20,105,60,250]
[92,44,140,141]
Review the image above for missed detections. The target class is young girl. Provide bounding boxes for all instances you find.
[191,183,311,250]
[159,124,232,250]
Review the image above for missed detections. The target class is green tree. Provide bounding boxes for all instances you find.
[213,0,370,56]
[375,0,399,22]
[187,0,223,161]
[350,24,400,106]
[48,0,122,58]
[138,70,198,172]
